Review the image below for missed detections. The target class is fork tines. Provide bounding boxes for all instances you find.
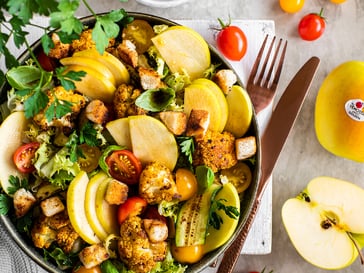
[248,35,288,92]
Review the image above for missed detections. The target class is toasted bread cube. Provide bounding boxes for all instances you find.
[139,67,164,90]
[13,188,37,218]
[186,109,210,139]
[213,69,237,94]
[159,111,187,135]
[85,99,110,124]
[79,244,109,269]
[235,136,257,160]
[105,179,129,205]
[40,196,65,217]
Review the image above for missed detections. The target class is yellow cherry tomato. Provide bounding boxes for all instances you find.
[171,243,204,264]
[220,162,252,193]
[72,265,102,273]
[330,0,346,3]
[279,0,305,13]
[175,168,198,201]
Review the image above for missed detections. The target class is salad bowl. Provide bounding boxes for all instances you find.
[0,12,261,273]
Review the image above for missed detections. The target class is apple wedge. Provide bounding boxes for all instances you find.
[67,171,101,245]
[63,64,116,103]
[73,49,130,86]
[151,26,210,80]
[95,178,119,235]
[129,115,178,170]
[85,171,109,241]
[0,111,29,196]
[105,117,132,150]
[282,176,364,270]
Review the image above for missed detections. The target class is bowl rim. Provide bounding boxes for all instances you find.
[0,11,261,273]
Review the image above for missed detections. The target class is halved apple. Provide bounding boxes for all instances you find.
[73,49,130,86]
[63,64,116,103]
[128,115,178,170]
[0,111,29,196]
[85,171,109,241]
[282,176,364,270]
[67,171,101,245]
[151,26,210,80]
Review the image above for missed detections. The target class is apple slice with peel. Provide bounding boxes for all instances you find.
[105,117,132,150]
[282,176,364,270]
[67,171,101,245]
[85,171,109,241]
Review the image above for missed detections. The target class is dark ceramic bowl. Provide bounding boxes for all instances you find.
[0,12,261,273]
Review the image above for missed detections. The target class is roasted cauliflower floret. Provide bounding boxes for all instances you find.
[71,29,115,52]
[113,83,147,119]
[193,130,238,172]
[33,86,86,130]
[139,161,180,204]
[118,216,167,273]
[48,33,71,59]
[56,223,81,254]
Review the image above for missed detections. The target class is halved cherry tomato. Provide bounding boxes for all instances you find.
[216,19,248,61]
[298,9,326,41]
[105,149,142,185]
[77,144,101,173]
[117,196,148,224]
[279,0,305,13]
[171,243,204,264]
[122,19,155,54]
[72,265,102,273]
[13,142,40,173]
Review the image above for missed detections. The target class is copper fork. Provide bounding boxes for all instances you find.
[247,35,288,114]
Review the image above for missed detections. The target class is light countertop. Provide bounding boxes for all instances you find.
[3,0,364,273]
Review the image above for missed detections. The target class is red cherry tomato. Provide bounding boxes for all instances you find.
[216,19,247,61]
[36,50,56,71]
[298,9,326,41]
[117,196,148,224]
[13,142,40,173]
[143,206,167,224]
[105,149,142,185]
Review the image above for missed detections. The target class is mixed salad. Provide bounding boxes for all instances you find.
[0,11,257,273]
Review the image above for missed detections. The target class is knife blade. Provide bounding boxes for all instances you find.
[216,56,320,273]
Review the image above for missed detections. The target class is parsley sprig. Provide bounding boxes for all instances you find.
[209,198,240,230]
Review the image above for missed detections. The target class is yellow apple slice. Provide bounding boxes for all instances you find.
[128,115,178,170]
[73,49,130,86]
[203,183,240,254]
[85,171,109,241]
[64,65,116,103]
[95,178,119,235]
[0,111,29,196]
[184,83,223,132]
[105,117,132,150]
[60,56,116,86]
[151,26,211,80]
[67,171,101,245]
[192,78,229,131]
[224,85,253,138]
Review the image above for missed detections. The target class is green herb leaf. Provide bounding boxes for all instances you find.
[0,194,12,215]
[23,89,49,118]
[209,198,239,230]
[56,67,86,90]
[135,88,176,112]
[79,121,100,146]
[7,175,29,195]
[196,165,214,193]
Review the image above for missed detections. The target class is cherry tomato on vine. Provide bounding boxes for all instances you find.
[117,196,147,224]
[298,9,326,41]
[13,142,40,173]
[105,149,142,185]
[279,0,304,13]
[216,18,247,61]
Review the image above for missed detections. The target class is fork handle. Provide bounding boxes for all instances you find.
[216,176,269,273]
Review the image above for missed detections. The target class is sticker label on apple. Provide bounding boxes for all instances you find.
[345,99,364,122]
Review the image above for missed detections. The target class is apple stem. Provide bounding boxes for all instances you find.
[348,233,364,265]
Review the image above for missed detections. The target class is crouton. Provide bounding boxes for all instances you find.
[40,196,65,217]
[79,244,110,269]
[104,179,129,205]
[138,67,163,90]
[213,69,237,94]
[193,130,237,172]
[235,136,257,160]
[185,109,210,139]
[48,33,71,59]
[117,39,139,68]
[159,111,187,135]
[142,219,168,243]
[13,188,36,218]
[85,99,110,124]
